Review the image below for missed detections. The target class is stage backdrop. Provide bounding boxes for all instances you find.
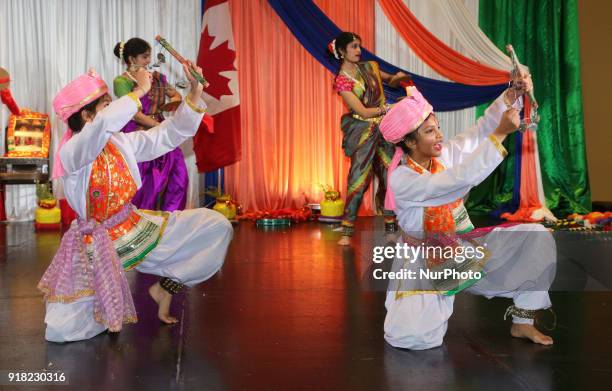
[224,0,378,213]
[374,0,479,160]
[467,0,591,215]
[225,0,484,213]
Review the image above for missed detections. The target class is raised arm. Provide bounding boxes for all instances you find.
[380,69,411,88]
[442,74,532,167]
[123,62,207,162]
[441,92,519,167]
[59,95,139,174]
[391,136,508,207]
[392,108,520,207]
[61,67,152,174]
[339,90,385,119]
[122,97,205,162]
[114,74,159,129]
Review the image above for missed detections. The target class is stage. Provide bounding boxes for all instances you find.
[1,217,611,390]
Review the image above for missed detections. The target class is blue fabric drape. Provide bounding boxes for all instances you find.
[267,0,507,111]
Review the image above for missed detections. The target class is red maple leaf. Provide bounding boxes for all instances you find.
[197,26,236,100]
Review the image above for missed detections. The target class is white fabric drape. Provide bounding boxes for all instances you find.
[375,0,479,140]
[0,0,201,221]
[434,0,513,71]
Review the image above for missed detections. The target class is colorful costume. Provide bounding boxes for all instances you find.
[379,87,556,350]
[334,61,396,236]
[39,71,232,342]
[113,72,188,211]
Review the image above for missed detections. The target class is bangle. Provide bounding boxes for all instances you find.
[126,92,142,110]
[185,96,206,113]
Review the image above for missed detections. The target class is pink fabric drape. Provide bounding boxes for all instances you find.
[377,0,510,85]
[226,0,377,214]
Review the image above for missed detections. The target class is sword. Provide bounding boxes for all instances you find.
[506,44,539,132]
[155,35,208,86]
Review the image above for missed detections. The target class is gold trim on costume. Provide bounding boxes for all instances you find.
[94,311,138,332]
[38,286,96,303]
[138,209,171,236]
[395,289,444,300]
[59,85,108,116]
[488,134,508,157]
[185,96,206,113]
[126,92,143,110]
[394,238,492,300]
[352,113,383,124]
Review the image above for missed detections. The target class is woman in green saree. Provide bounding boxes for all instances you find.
[329,32,409,246]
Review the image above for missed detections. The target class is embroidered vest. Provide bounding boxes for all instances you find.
[86,142,164,270]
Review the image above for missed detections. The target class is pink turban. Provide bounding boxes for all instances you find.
[52,69,109,179]
[379,86,433,211]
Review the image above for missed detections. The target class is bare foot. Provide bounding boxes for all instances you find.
[148,282,179,324]
[337,235,351,246]
[511,323,553,345]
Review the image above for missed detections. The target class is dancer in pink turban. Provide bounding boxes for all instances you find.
[38,65,232,342]
[378,81,557,349]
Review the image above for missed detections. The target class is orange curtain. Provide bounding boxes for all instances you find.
[501,100,543,222]
[499,130,542,221]
[226,0,376,214]
[377,0,509,85]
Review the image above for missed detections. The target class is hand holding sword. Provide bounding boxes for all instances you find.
[506,44,539,131]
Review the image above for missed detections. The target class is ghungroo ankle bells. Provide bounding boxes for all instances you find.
[159,277,185,294]
[504,305,557,330]
[504,305,537,320]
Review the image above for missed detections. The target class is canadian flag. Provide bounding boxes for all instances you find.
[193,0,241,172]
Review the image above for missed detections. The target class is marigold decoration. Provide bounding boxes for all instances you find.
[543,211,612,231]
[237,207,312,223]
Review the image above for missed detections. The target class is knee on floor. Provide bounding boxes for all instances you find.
[384,331,445,351]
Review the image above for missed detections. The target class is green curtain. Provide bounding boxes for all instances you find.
[467,0,591,216]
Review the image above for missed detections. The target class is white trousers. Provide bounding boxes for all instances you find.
[384,224,556,350]
[44,208,233,343]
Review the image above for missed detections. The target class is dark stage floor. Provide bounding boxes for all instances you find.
[1,217,611,390]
